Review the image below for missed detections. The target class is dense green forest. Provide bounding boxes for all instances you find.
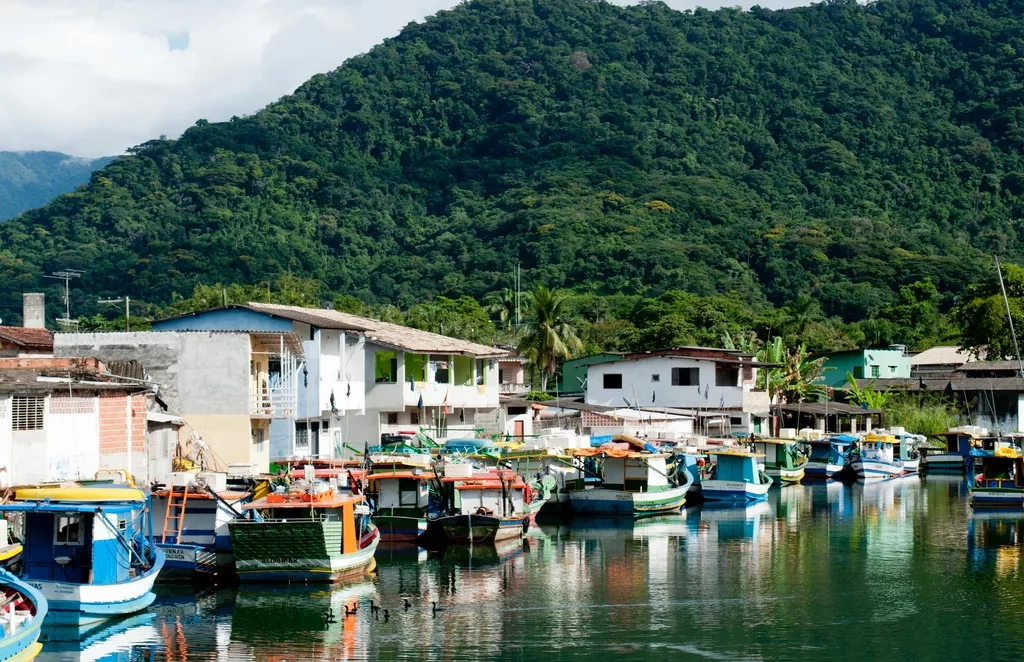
[0,152,112,221]
[3,0,1023,353]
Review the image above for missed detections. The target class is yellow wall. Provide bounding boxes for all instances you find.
[178,414,260,469]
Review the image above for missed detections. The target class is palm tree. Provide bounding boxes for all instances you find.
[484,288,516,331]
[758,338,830,431]
[516,285,583,391]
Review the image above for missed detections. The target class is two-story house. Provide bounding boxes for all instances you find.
[584,347,771,434]
[138,303,505,458]
[816,346,911,387]
[55,322,304,473]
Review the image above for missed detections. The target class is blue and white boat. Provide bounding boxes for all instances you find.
[151,473,259,582]
[923,426,987,474]
[0,569,46,662]
[850,434,904,480]
[0,487,164,626]
[802,435,855,480]
[701,451,773,503]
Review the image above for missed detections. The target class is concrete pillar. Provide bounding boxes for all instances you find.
[22,293,45,329]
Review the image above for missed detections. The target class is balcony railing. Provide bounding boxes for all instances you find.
[498,382,530,395]
[250,388,297,418]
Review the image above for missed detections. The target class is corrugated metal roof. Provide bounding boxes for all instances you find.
[910,346,975,366]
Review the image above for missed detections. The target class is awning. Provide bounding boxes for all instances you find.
[147,411,184,425]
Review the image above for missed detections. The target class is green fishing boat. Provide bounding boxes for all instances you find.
[749,438,807,484]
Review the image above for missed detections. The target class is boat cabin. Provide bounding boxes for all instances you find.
[750,439,802,469]
[804,436,854,463]
[976,453,1024,489]
[441,474,527,517]
[367,472,431,512]
[0,491,149,586]
[599,455,671,493]
[860,434,896,463]
[237,492,373,555]
[942,430,984,458]
[710,452,766,483]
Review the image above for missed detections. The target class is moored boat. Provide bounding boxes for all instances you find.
[801,435,855,480]
[0,569,46,662]
[701,451,773,502]
[431,471,534,545]
[0,487,164,626]
[923,426,986,474]
[150,472,264,582]
[567,445,692,516]
[229,486,379,583]
[365,470,434,542]
[970,448,1024,508]
[892,432,926,474]
[849,433,904,480]
[749,437,807,484]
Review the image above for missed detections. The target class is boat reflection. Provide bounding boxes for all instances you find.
[39,612,158,662]
[697,501,771,542]
[968,512,1024,577]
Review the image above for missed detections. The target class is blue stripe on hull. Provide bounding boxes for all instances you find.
[47,593,156,626]
[702,490,767,503]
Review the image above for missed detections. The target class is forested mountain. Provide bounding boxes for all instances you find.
[1,0,1021,334]
[0,152,112,221]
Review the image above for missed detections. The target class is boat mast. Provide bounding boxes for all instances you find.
[994,255,1024,378]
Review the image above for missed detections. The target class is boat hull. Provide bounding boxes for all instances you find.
[568,485,688,516]
[155,544,232,582]
[900,458,920,474]
[373,515,428,543]
[231,523,380,583]
[0,571,47,662]
[923,454,967,474]
[24,549,163,626]
[438,514,526,545]
[970,489,1024,508]
[765,466,805,484]
[803,461,843,481]
[701,479,771,502]
[851,459,904,480]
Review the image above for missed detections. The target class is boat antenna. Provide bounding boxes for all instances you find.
[994,254,1024,378]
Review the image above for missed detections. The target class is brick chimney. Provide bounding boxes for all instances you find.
[22,293,45,329]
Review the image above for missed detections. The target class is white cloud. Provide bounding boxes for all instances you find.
[0,0,808,158]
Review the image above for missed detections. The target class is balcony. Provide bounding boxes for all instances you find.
[499,382,530,396]
[250,387,297,419]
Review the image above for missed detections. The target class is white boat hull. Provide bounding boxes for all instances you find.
[851,459,903,480]
[701,478,772,502]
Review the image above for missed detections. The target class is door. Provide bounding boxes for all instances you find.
[514,420,524,440]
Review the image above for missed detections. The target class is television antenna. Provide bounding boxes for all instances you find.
[43,269,84,332]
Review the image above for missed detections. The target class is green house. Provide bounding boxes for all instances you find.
[816,346,911,388]
[557,353,625,393]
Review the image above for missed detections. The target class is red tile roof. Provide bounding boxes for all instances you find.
[0,326,54,351]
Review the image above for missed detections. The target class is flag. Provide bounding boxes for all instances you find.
[459,408,465,423]
[719,394,725,409]
[652,390,656,403]
[442,390,449,414]
[704,384,710,400]
[346,383,351,397]
[302,366,308,388]
[330,391,338,416]
[417,393,424,410]
[409,374,415,392]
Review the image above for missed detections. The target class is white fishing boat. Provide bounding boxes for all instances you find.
[850,433,904,480]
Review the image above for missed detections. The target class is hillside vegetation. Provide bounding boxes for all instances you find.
[0,152,112,221]
[1,0,1022,350]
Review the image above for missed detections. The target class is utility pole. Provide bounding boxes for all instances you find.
[43,269,84,331]
[99,296,131,332]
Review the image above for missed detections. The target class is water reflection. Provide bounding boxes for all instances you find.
[34,479,1024,661]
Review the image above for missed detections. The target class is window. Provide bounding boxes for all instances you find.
[603,374,623,389]
[410,411,420,425]
[54,514,84,545]
[499,369,505,383]
[889,365,897,374]
[454,356,473,386]
[430,355,450,384]
[715,365,739,387]
[853,366,864,379]
[507,406,528,416]
[118,518,127,531]
[476,359,486,386]
[406,354,428,383]
[12,396,44,431]
[374,351,398,383]
[386,413,399,425]
[651,374,660,383]
[870,365,880,378]
[730,416,743,426]
[671,367,699,386]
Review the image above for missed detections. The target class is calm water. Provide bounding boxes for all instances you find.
[35,476,1024,661]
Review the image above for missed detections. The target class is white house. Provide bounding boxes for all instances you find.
[585,347,771,435]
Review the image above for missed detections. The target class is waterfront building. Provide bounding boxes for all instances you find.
[140,303,504,458]
[583,347,770,435]
[816,346,912,387]
[55,324,303,473]
[557,352,625,394]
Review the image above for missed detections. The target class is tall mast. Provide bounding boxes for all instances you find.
[994,255,1024,378]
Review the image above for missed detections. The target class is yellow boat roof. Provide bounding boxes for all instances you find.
[864,434,896,443]
[708,450,766,458]
[15,487,146,502]
[751,438,799,445]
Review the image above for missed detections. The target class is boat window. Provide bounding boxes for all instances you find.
[118,518,127,531]
[54,514,84,546]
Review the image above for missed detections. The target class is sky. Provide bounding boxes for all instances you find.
[0,0,807,158]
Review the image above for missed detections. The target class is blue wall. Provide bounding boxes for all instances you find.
[153,307,293,333]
